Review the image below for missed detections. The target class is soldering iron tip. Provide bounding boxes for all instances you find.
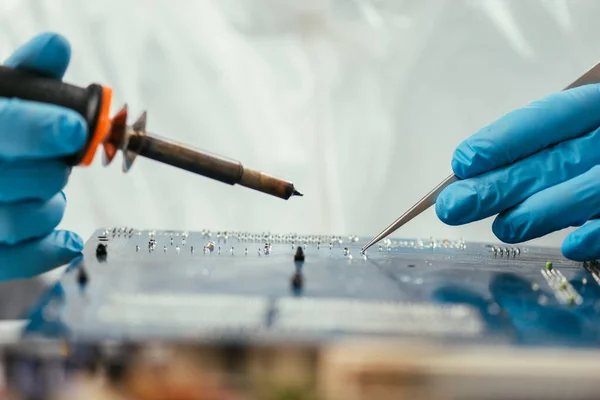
[292,189,304,197]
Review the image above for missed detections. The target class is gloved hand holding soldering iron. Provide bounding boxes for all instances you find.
[1,32,600,280]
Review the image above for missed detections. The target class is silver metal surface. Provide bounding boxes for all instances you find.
[361,173,459,253]
[362,61,600,253]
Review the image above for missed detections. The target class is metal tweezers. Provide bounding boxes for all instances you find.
[361,61,600,254]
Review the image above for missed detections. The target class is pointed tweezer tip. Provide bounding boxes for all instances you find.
[361,234,385,253]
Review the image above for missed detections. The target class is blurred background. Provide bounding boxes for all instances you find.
[1,0,599,247]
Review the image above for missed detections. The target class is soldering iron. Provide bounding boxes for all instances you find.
[0,66,303,200]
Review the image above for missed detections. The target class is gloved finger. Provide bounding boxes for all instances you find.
[0,159,70,202]
[452,84,600,179]
[562,220,600,261]
[0,230,83,281]
[436,125,600,225]
[492,165,600,243]
[0,192,66,245]
[0,98,87,160]
[3,32,71,79]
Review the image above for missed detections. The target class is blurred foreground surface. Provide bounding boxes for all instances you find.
[1,228,599,399]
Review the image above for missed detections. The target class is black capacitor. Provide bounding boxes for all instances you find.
[294,246,305,262]
[96,243,107,261]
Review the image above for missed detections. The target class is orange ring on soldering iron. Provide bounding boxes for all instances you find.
[79,85,113,166]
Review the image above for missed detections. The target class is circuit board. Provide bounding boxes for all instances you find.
[21,228,600,348]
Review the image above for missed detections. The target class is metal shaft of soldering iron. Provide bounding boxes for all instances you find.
[126,132,303,200]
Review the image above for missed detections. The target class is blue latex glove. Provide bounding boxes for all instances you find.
[435,85,600,261]
[0,33,86,280]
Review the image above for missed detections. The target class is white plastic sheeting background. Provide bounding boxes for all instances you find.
[1,0,600,247]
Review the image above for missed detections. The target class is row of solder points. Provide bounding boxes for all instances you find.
[142,231,468,250]
[201,230,358,245]
[102,228,471,260]
[144,230,463,249]
[130,230,474,260]
[140,236,367,259]
[139,229,370,260]
[101,228,470,253]
[490,246,521,258]
[100,227,136,238]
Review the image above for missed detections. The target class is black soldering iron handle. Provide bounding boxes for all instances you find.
[0,65,105,165]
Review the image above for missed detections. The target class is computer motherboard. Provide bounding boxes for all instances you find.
[4,228,600,399]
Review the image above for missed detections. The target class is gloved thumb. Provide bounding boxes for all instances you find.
[3,32,71,79]
[0,230,84,281]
